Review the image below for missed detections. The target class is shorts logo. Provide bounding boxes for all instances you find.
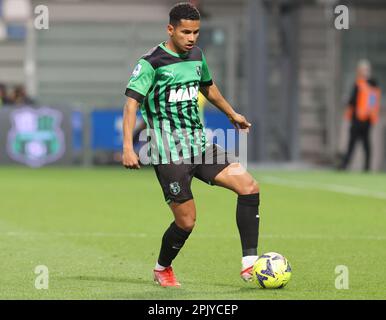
[169,182,181,196]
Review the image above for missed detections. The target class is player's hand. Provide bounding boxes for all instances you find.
[228,112,251,132]
[122,148,141,169]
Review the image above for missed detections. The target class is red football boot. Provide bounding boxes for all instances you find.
[153,266,181,287]
[240,265,254,282]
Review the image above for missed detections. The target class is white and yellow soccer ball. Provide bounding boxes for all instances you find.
[252,252,292,289]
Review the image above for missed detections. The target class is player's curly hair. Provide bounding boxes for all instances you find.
[169,2,200,26]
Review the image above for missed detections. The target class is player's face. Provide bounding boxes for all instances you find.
[168,19,200,52]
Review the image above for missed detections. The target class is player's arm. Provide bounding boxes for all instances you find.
[122,97,141,169]
[122,58,155,169]
[200,84,251,130]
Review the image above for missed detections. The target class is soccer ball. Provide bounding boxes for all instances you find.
[252,252,292,289]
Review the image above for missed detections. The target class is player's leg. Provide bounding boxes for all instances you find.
[152,164,195,287]
[193,145,260,281]
[170,199,196,231]
[213,162,259,195]
[156,199,196,270]
[212,163,260,281]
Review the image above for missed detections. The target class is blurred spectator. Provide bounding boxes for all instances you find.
[339,59,381,172]
[8,85,34,105]
[0,83,12,107]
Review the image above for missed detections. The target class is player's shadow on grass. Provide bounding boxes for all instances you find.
[62,275,247,289]
[61,275,149,285]
[60,276,252,298]
[60,276,261,299]
[182,279,250,289]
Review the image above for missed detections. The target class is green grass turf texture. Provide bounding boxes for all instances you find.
[0,166,385,300]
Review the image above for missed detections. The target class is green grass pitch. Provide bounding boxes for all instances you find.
[0,166,385,300]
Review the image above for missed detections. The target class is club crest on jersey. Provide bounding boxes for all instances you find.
[196,66,202,77]
[131,63,142,78]
[168,85,199,103]
[169,182,181,195]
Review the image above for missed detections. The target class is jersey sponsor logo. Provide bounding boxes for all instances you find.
[131,63,142,78]
[169,182,181,195]
[168,85,199,103]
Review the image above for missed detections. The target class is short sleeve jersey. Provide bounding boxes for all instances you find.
[125,42,213,165]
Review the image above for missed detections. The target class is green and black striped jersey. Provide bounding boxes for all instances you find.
[125,42,213,165]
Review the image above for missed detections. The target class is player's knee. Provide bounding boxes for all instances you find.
[170,199,196,231]
[239,179,259,195]
[178,218,196,232]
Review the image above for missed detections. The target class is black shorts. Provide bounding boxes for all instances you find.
[153,144,234,204]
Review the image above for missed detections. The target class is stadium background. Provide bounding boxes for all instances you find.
[0,0,386,300]
[1,0,386,169]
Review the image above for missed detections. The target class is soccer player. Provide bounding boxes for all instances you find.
[122,2,260,287]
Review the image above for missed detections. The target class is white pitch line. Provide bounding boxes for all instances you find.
[260,176,386,201]
[0,231,385,241]
[0,231,148,238]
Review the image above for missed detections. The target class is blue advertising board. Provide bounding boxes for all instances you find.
[91,110,123,151]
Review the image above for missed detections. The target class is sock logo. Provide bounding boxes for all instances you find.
[169,182,181,195]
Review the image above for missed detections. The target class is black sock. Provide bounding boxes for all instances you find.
[236,193,260,256]
[158,222,191,267]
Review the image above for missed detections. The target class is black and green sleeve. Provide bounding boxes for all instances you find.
[125,59,155,103]
[200,52,213,87]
